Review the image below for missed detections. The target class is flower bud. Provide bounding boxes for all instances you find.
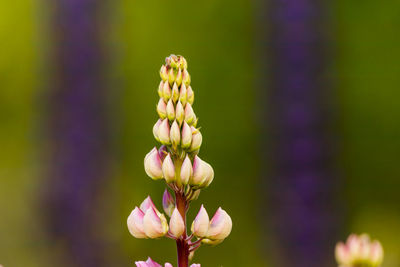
[171,83,179,103]
[188,189,200,201]
[180,56,188,70]
[158,119,171,145]
[184,103,195,125]
[135,258,163,267]
[179,83,187,106]
[127,207,146,238]
[140,196,158,213]
[162,153,176,183]
[165,264,173,267]
[169,55,179,69]
[180,155,192,185]
[160,65,168,81]
[190,156,214,187]
[190,126,202,152]
[143,206,169,238]
[144,147,163,179]
[153,119,162,142]
[157,98,167,119]
[135,261,147,267]
[207,208,232,240]
[170,120,181,149]
[158,81,164,98]
[163,81,171,101]
[190,265,200,267]
[158,145,168,161]
[191,205,209,237]
[187,86,194,105]
[169,207,185,238]
[175,69,183,87]
[183,69,191,86]
[175,101,184,126]
[198,158,214,188]
[370,241,384,265]
[181,122,192,149]
[162,189,175,217]
[166,99,175,121]
[168,68,175,86]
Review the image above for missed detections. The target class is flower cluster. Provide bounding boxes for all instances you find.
[335,234,384,267]
[127,55,232,267]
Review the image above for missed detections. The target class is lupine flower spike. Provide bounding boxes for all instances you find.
[335,233,384,267]
[127,55,232,267]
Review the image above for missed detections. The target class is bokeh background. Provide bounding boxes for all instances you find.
[1,0,399,266]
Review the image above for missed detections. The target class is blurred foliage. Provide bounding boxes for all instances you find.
[0,0,400,266]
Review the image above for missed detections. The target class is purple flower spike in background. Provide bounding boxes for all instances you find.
[127,55,232,267]
[44,0,110,266]
[260,0,340,266]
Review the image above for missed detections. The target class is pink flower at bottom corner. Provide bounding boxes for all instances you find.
[135,258,200,267]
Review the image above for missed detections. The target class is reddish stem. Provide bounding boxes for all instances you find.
[175,191,189,267]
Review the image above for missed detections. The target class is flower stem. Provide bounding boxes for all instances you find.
[175,191,189,267]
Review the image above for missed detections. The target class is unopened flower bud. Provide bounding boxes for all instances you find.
[183,69,191,86]
[153,119,162,142]
[190,126,202,152]
[166,99,175,121]
[165,264,173,267]
[198,157,214,188]
[207,208,232,240]
[192,117,198,128]
[163,81,171,101]
[143,206,169,238]
[175,101,184,126]
[188,189,200,201]
[190,156,213,187]
[169,55,179,69]
[179,83,187,106]
[144,147,163,179]
[180,56,188,70]
[168,68,175,86]
[162,153,176,183]
[160,65,168,81]
[127,207,146,238]
[158,145,168,161]
[140,196,158,213]
[157,98,167,119]
[158,119,171,145]
[162,189,175,217]
[187,86,194,105]
[158,81,164,98]
[172,83,179,103]
[370,241,384,265]
[135,257,162,267]
[175,69,183,87]
[181,121,192,149]
[190,264,200,267]
[191,205,209,237]
[184,103,195,125]
[180,155,192,185]
[170,120,181,149]
[169,207,185,238]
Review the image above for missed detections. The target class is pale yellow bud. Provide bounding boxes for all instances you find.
[166,99,175,121]
[170,120,181,149]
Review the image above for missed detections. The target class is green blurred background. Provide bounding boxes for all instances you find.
[1,0,399,266]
